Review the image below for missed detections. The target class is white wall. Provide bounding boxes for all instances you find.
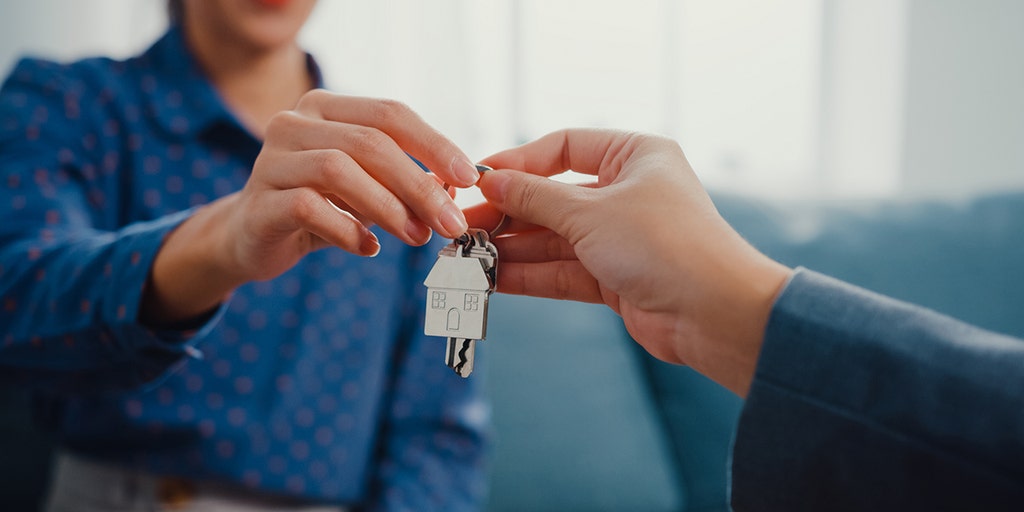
[0,0,164,78]
[817,0,908,197]
[2,1,1022,201]
[901,0,1024,198]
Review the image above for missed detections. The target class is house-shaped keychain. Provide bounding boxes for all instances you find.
[423,248,493,341]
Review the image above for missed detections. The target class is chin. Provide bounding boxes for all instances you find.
[191,0,317,50]
[237,20,306,50]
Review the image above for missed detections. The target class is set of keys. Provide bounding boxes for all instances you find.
[422,165,503,378]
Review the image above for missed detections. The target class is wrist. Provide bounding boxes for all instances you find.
[140,196,248,328]
[728,255,792,395]
[676,246,791,398]
[203,193,257,286]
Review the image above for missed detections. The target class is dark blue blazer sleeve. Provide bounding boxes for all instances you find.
[731,268,1024,511]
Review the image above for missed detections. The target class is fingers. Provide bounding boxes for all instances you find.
[462,202,541,237]
[261,149,437,245]
[496,261,603,304]
[462,201,504,232]
[479,128,645,179]
[493,230,577,263]
[431,174,457,199]
[266,187,381,257]
[476,169,589,243]
[263,113,467,242]
[294,91,480,187]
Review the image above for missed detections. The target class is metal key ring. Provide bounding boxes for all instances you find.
[443,164,509,238]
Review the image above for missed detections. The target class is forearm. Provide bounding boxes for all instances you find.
[0,212,205,392]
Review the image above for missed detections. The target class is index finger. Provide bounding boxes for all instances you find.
[462,201,542,236]
[297,91,480,187]
[479,128,642,180]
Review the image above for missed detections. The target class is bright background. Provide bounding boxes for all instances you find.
[2,0,1023,206]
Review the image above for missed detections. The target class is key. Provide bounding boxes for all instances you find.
[423,228,498,377]
[445,337,477,378]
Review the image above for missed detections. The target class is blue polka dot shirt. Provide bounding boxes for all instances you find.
[0,26,490,510]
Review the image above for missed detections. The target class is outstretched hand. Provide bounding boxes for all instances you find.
[466,129,791,395]
[143,92,478,327]
[225,91,478,281]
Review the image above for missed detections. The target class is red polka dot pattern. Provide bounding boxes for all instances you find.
[0,26,488,509]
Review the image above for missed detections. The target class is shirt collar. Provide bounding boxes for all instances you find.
[140,24,325,140]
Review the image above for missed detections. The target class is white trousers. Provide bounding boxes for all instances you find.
[44,452,347,512]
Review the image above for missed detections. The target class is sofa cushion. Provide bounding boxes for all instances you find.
[718,191,1024,339]
[484,294,684,512]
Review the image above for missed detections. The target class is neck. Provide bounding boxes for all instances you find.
[182,24,312,138]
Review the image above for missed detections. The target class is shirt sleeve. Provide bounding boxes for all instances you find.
[0,59,217,395]
[365,241,491,512]
[730,268,1024,511]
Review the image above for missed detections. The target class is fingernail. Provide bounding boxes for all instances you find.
[479,169,511,202]
[438,202,468,237]
[404,218,432,243]
[360,232,381,257]
[452,157,480,185]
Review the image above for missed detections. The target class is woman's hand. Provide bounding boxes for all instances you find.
[223,90,479,281]
[466,129,791,395]
[142,91,478,325]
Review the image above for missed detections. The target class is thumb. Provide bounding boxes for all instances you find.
[478,169,585,238]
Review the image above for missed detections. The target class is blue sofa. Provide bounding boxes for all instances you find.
[481,190,1024,511]
[3,191,1024,511]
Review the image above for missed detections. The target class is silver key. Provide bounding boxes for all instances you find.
[423,228,498,377]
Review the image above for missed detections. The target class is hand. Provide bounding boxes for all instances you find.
[467,129,791,395]
[224,90,479,281]
[142,91,479,325]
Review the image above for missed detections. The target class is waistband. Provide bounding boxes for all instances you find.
[45,451,348,512]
